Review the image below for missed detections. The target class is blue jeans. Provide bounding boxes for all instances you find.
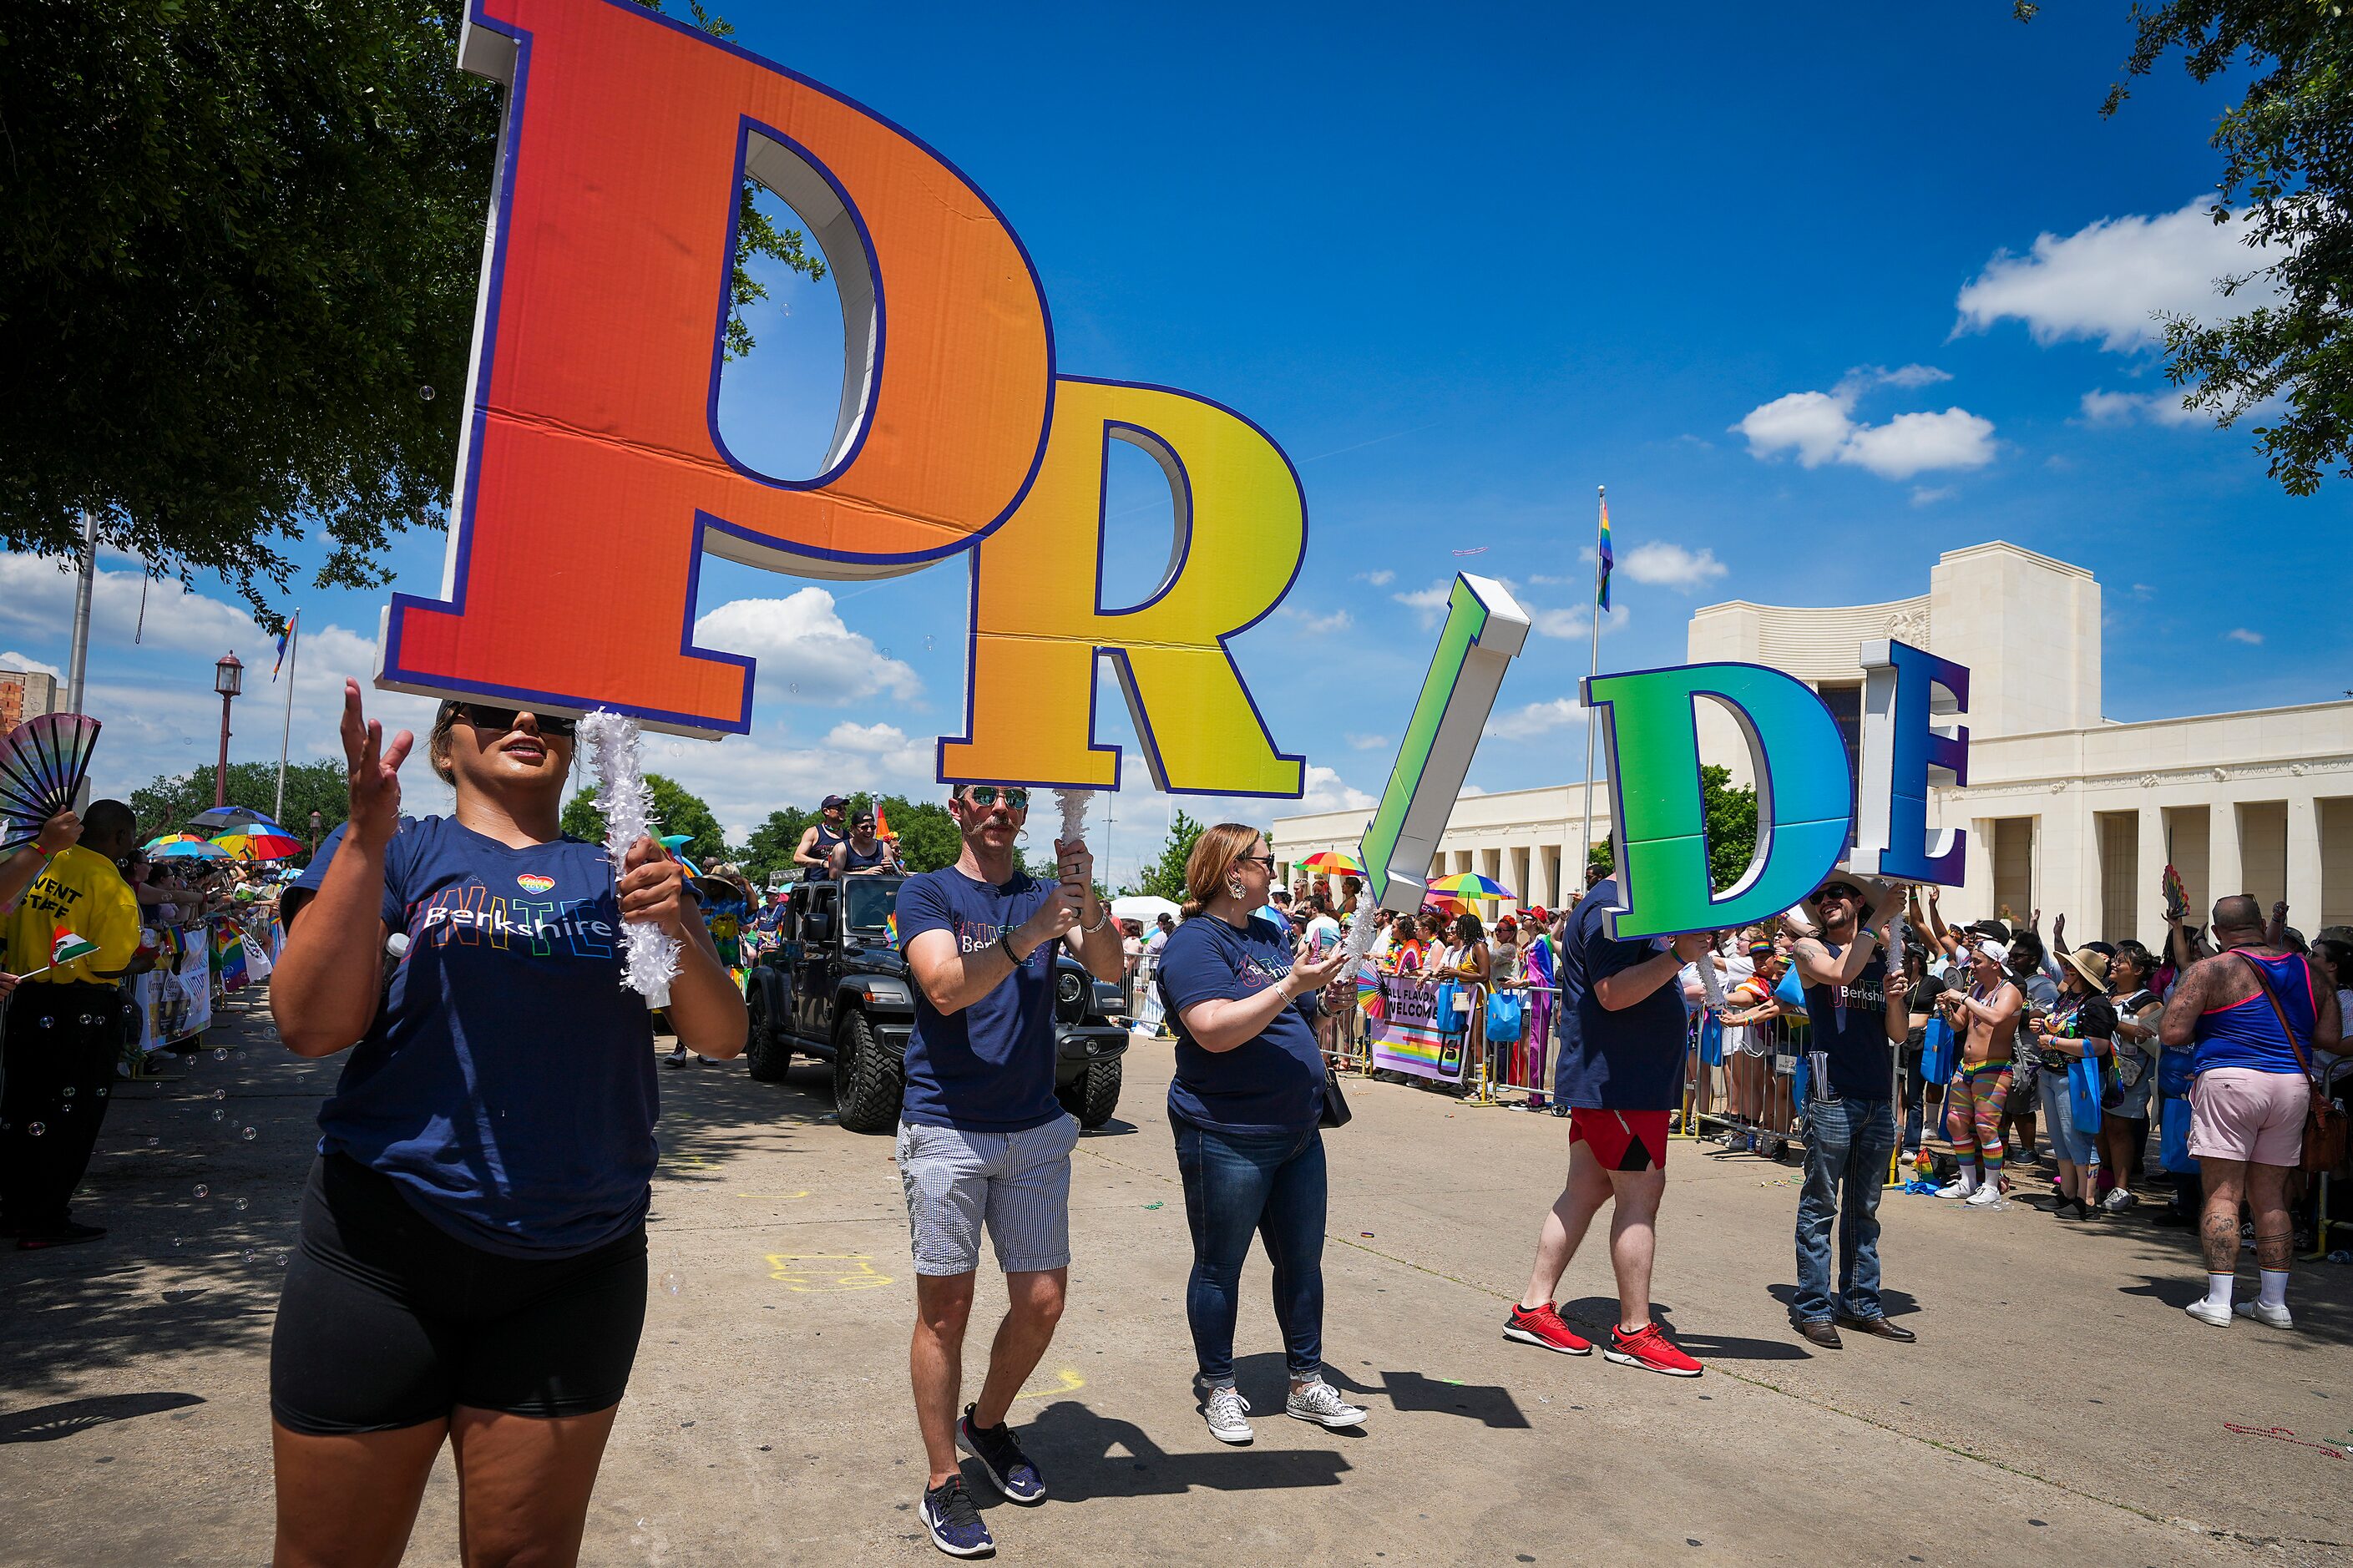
[1171,1116,1327,1387]
[1793,1096,1896,1323]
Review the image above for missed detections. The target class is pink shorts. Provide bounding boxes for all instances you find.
[2187,1068,2308,1166]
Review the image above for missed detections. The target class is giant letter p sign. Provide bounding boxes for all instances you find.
[379,0,1055,735]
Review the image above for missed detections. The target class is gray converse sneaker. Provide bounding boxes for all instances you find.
[1201,1384,1253,1444]
[1284,1378,1368,1429]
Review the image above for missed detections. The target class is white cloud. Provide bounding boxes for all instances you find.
[1527,604,1629,641]
[1954,198,2284,353]
[691,588,921,705]
[1,650,62,678]
[1485,696,1584,740]
[1392,583,1453,626]
[1281,605,1354,635]
[0,554,256,658]
[1354,569,1395,587]
[2079,387,2205,428]
[1617,542,1726,590]
[2130,583,2157,600]
[1910,486,1956,507]
[2226,627,2264,645]
[1734,375,1996,481]
[1345,732,1389,751]
[1293,764,1376,815]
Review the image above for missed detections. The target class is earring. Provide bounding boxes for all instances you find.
[1228,883,1247,900]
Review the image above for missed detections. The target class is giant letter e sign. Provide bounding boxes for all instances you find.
[377,0,1303,798]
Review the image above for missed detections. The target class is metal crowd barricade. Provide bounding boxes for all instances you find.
[1474,982,1557,1105]
[1126,950,1166,1037]
[1680,1009,1809,1156]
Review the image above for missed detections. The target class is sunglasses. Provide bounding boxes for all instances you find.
[454,703,576,739]
[1237,853,1277,872]
[1809,884,1862,905]
[960,787,1030,811]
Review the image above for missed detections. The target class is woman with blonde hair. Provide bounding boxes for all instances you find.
[1155,823,1359,1446]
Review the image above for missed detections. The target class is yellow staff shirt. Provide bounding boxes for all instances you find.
[2,845,140,986]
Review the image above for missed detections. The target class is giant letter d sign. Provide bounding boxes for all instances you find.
[379,0,1054,734]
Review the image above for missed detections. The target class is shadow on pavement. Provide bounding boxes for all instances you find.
[0,1390,205,1443]
[1322,1363,1529,1429]
[1558,1297,1812,1361]
[1002,1399,1349,1502]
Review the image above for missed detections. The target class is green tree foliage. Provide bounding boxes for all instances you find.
[2019,1,2353,494]
[1130,810,1207,902]
[0,0,821,612]
[738,806,817,885]
[1581,766,1756,893]
[560,774,728,864]
[736,794,969,883]
[129,759,351,847]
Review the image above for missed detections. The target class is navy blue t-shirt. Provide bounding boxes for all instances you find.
[1157,913,1324,1136]
[896,866,1062,1132]
[294,818,657,1257]
[1551,878,1689,1110]
[1800,944,1895,1100]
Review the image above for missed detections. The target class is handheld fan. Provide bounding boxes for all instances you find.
[2160,863,2188,921]
[0,713,101,854]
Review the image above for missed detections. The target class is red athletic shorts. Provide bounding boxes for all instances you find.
[1568,1108,1670,1172]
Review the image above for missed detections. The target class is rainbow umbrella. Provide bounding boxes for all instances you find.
[153,837,230,861]
[212,828,304,862]
[1428,871,1514,902]
[1297,850,1367,876]
[145,833,206,851]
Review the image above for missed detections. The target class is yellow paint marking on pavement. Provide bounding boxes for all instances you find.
[765,1253,893,1292]
[736,1191,813,1200]
[1012,1368,1086,1402]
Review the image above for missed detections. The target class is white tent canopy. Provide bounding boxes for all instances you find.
[1111,894,1180,923]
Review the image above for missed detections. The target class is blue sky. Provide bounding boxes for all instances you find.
[4,1,2344,884]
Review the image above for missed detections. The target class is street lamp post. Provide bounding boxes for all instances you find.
[213,652,244,809]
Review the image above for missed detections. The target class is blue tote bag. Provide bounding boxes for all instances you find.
[1920,1016,1956,1085]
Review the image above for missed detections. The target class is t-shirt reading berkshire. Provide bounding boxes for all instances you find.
[1157,912,1325,1135]
[1552,878,1688,1110]
[896,866,1063,1131]
[1799,942,1894,1100]
[296,818,656,1257]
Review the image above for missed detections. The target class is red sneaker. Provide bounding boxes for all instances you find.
[1503,1302,1592,1355]
[1603,1321,1703,1377]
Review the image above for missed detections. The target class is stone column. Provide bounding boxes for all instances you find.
[2287,791,2322,928]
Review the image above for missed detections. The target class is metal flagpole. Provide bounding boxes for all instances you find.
[274,613,300,823]
[65,509,98,716]
[1577,485,1605,881]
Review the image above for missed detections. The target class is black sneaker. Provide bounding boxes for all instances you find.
[919,1475,994,1558]
[17,1221,105,1251]
[957,1404,1045,1504]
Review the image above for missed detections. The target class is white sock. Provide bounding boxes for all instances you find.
[1957,1166,1979,1194]
[2202,1272,2235,1311]
[2258,1269,2289,1310]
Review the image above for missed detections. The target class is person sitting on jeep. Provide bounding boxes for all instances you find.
[828,809,903,878]
[794,795,850,875]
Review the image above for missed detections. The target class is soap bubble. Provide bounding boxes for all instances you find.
[172,1236,185,1247]
[235,1197,249,1211]
[659,1269,683,1297]
[193,1184,209,1198]
[210,1109,225,1122]
[925,636,934,652]
[213,1049,228,1061]
[242,1250,256,1263]
[419,385,436,402]
[27,1123,44,1138]
[240,1126,257,1142]
[62,1085,74,1098]
[213,1089,225,1100]
[146,1136,159,1147]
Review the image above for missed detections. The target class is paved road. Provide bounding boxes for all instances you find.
[3,993,2346,1565]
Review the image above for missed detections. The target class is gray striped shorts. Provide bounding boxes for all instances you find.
[895,1115,1080,1277]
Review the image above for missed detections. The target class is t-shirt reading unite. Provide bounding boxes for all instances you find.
[1551,878,1689,1110]
[895,866,1062,1132]
[295,818,656,1258]
[1157,912,1325,1135]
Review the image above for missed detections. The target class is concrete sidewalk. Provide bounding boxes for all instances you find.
[2,995,2345,1565]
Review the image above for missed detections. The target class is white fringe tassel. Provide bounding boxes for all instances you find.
[577,710,680,1005]
[1054,788,1090,852]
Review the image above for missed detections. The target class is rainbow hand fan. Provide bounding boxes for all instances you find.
[0,713,101,854]
[2160,863,2188,920]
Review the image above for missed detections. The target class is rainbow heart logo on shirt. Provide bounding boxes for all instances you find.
[515,873,556,895]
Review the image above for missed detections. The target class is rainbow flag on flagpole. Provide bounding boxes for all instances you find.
[1596,496,1613,611]
[272,610,298,680]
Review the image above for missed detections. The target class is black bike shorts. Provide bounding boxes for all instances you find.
[270,1154,646,1435]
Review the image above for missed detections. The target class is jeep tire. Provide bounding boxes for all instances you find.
[745,985,793,1082]
[1057,1057,1123,1130]
[832,1007,904,1133]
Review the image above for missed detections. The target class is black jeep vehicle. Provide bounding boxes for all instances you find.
[744,875,1130,1134]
